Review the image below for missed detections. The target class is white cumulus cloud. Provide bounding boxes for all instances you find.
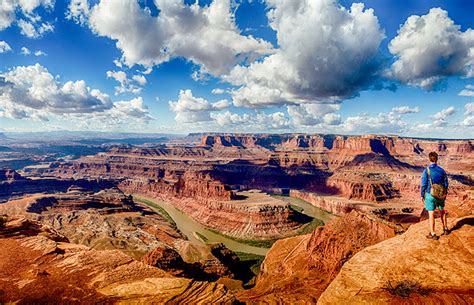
[388,8,474,90]
[132,74,146,86]
[34,50,47,56]
[0,63,112,119]
[109,96,152,121]
[430,106,456,127]
[169,89,229,123]
[211,88,225,95]
[20,46,30,55]
[224,0,385,107]
[0,40,12,53]
[343,112,408,134]
[18,18,53,38]
[20,46,46,56]
[0,63,153,127]
[74,0,272,77]
[458,84,474,97]
[287,104,341,126]
[106,70,146,95]
[0,0,55,38]
[211,110,290,130]
[391,106,420,114]
[462,116,474,126]
[464,102,474,116]
[66,0,90,26]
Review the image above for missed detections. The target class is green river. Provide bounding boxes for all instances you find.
[134,194,336,256]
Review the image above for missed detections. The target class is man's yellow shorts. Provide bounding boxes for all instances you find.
[424,193,445,211]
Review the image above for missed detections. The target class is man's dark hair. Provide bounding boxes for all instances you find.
[429,152,438,163]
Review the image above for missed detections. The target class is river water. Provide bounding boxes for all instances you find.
[272,195,337,224]
[134,194,336,256]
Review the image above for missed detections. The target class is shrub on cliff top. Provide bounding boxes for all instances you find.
[0,215,7,229]
[382,280,431,298]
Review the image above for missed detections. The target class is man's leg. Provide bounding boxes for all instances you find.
[428,210,436,235]
[440,209,447,229]
[425,195,438,239]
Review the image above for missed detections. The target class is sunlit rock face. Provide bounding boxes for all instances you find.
[237,211,396,303]
[0,217,236,304]
[318,216,474,305]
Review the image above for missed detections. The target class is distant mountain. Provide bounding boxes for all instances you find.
[0,131,184,144]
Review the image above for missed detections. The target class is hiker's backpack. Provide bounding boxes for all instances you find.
[427,167,447,200]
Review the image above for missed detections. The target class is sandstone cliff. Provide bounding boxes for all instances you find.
[0,187,186,259]
[32,133,473,226]
[0,168,25,180]
[0,185,245,282]
[0,217,236,304]
[0,168,114,203]
[318,216,474,305]
[237,211,396,303]
[326,171,400,201]
[128,190,307,239]
[199,134,473,174]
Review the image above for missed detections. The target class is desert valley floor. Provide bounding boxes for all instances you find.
[0,132,473,304]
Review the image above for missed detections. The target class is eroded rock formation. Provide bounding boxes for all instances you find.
[237,211,396,303]
[318,216,474,305]
[25,134,473,239]
[0,186,185,259]
[0,168,113,203]
[38,134,473,207]
[0,217,236,304]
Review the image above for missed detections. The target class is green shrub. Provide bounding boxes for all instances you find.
[382,280,431,298]
[0,215,7,229]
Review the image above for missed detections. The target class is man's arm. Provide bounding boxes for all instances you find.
[443,170,449,189]
[421,168,428,200]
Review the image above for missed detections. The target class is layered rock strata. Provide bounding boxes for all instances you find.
[28,133,473,225]
[237,211,396,303]
[0,168,113,203]
[0,187,185,259]
[0,217,236,304]
[318,216,474,304]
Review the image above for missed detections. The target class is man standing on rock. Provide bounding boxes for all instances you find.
[421,152,449,240]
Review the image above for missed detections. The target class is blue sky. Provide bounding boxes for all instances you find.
[0,0,473,138]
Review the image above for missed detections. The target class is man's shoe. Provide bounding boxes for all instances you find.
[426,233,439,240]
[442,228,451,235]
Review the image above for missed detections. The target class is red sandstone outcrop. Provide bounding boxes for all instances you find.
[290,190,361,215]
[141,242,238,281]
[142,245,187,272]
[0,168,114,203]
[49,147,308,240]
[318,216,474,305]
[0,187,186,259]
[0,217,236,304]
[129,190,305,239]
[200,134,332,151]
[171,197,302,239]
[237,211,396,303]
[325,171,400,201]
[198,134,473,172]
[32,134,473,225]
[0,168,25,180]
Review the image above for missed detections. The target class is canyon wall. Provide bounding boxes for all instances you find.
[0,183,245,282]
[29,133,473,228]
[289,190,359,215]
[318,216,474,304]
[0,168,114,203]
[0,217,236,304]
[122,180,306,239]
[237,211,396,303]
[198,134,473,173]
